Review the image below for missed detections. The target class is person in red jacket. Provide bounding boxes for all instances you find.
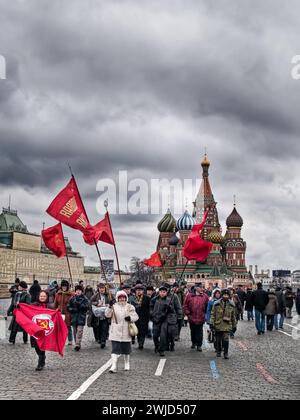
[183,283,209,352]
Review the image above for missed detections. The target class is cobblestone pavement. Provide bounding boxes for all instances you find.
[0,311,299,400]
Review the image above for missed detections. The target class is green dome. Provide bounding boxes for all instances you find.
[157,210,176,233]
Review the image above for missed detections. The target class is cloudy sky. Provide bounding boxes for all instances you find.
[0,0,300,273]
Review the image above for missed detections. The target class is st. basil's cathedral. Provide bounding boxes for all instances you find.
[155,155,251,288]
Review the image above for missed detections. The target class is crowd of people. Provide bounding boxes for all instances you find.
[6,277,300,372]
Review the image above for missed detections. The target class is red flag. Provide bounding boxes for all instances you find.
[42,223,67,258]
[14,304,68,357]
[47,178,91,232]
[144,251,162,267]
[83,213,115,246]
[183,211,213,261]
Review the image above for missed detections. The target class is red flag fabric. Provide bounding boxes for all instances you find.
[144,251,162,267]
[83,213,115,246]
[183,211,213,261]
[42,223,67,258]
[47,178,91,232]
[14,304,68,357]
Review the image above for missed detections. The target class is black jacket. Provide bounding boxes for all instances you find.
[150,294,182,325]
[251,288,269,311]
[68,294,89,326]
[130,294,151,334]
[245,291,254,311]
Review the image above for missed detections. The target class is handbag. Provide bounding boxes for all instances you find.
[128,321,138,337]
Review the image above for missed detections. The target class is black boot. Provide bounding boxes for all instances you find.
[36,355,44,371]
[223,340,229,359]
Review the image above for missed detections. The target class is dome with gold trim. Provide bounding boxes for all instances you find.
[201,154,210,168]
[157,210,176,233]
[207,229,224,244]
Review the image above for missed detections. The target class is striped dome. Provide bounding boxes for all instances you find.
[176,211,195,231]
[157,210,176,233]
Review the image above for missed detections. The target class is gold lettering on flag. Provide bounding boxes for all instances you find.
[76,213,88,229]
[60,197,78,218]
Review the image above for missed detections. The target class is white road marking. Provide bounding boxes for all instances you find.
[67,358,112,400]
[155,359,166,376]
[278,330,293,338]
[284,323,300,331]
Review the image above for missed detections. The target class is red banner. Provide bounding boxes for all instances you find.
[47,178,91,232]
[183,211,213,261]
[144,251,162,267]
[42,223,67,258]
[83,212,115,246]
[14,304,68,356]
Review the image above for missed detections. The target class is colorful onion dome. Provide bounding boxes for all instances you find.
[207,229,224,244]
[176,210,195,231]
[157,210,176,233]
[226,206,243,228]
[168,232,180,246]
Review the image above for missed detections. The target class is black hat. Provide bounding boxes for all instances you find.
[75,285,84,292]
[134,284,145,291]
[61,280,70,288]
[221,288,230,296]
[19,281,28,289]
[159,285,169,292]
[146,286,154,291]
[195,282,203,288]
[122,284,131,290]
[172,282,179,288]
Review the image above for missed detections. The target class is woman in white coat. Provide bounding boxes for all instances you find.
[105,290,139,373]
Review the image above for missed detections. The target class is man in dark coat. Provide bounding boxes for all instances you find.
[183,283,209,351]
[67,286,89,351]
[29,280,41,303]
[285,287,295,319]
[150,285,183,357]
[130,284,150,350]
[91,283,110,348]
[245,288,254,321]
[8,281,31,344]
[251,282,269,335]
[236,286,247,320]
[274,287,286,330]
[171,282,184,341]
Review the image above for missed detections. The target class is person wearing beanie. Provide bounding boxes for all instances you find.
[150,286,183,357]
[130,284,150,350]
[171,282,185,342]
[183,283,209,352]
[31,290,51,371]
[211,289,237,359]
[67,286,89,351]
[54,280,74,345]
[205,289,221,350]
[8,281,31,344]
[91,283,110,349]
[105,291,139,373]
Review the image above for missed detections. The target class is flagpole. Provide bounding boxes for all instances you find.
[68,165,108,283]
[60,222,74,288]
[104,200,122,286]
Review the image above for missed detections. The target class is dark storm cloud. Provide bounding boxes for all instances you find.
[0,0,300,269]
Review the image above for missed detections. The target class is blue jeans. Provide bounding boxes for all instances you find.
[255,310,266,333]
[247,310,254,321]
[274,313,285,329]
